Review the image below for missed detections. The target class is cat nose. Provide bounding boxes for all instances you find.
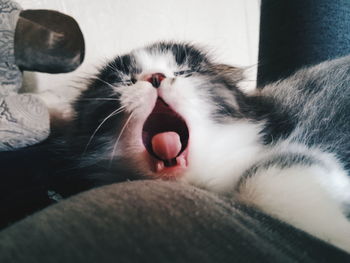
[145,73,166,88]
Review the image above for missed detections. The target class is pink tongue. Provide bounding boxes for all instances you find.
[151,132,182,160]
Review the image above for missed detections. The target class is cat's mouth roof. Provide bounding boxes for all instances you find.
[142,98,189,174]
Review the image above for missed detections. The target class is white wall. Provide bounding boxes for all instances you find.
[16,0,260,107]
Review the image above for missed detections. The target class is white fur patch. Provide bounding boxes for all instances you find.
[237,66,257,94]
[182,120,264,192]
[133,49,177,78]
[236,162,350,253]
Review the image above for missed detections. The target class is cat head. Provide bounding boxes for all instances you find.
[73,42,261,191]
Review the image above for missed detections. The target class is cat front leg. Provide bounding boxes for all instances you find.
[235,161,350,253]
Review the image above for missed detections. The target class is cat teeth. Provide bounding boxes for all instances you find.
[155,155,187,173]
[156,161,165,172]
[176,155,187,168]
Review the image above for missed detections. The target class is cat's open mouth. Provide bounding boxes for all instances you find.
[142,98,189,175]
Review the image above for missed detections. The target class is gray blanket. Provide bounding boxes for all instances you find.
[0,181,348,262]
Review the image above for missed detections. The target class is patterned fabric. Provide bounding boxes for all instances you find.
[0,0,50,151]
[0,0,21,94]
[0,94,49,150]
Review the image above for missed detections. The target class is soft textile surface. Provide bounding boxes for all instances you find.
[0,0,21,93]
[0,0,49,151]
[257,0,350,86]
[0,180,349,263]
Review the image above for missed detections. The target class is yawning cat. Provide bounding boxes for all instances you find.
[52,42,350,252]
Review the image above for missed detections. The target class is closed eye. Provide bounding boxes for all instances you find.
[174,70,194,77]
[125,80,133,86]
[124,77,137,86]
[125,77,137,86]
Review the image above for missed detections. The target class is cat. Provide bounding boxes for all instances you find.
[51,42,350,252]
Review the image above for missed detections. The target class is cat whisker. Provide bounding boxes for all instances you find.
[109,112,134,166]
[105,62,118,72]
[79,98,119,101]
[83,106,126,154]
[91,77,129,89]
[91,77,118,89]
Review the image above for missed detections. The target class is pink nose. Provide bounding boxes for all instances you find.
[146,73,165,88]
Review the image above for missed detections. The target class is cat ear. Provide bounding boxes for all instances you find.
[211,64,257,94]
